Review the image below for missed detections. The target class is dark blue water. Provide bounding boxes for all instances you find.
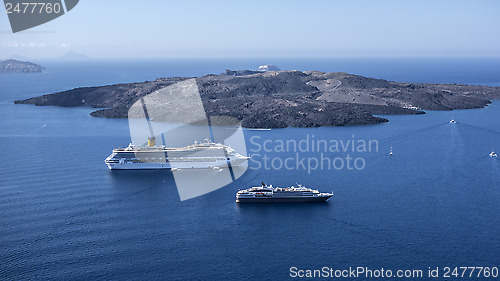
[1,58,500,280]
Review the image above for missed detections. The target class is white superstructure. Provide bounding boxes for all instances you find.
[236,183,334,203]
[105,138,249,170]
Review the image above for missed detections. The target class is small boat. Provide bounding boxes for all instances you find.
[490,148,498,157]
[450,117,456,123]
[389,145,393,156]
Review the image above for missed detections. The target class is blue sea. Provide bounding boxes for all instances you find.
[1,58,500,280]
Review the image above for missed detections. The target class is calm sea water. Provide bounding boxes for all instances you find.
[1,58,500,280]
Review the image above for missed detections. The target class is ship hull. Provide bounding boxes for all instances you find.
[106,159,247,170]
[236,196,332,203]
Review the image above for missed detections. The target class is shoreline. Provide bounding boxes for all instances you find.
[14,70,500,129]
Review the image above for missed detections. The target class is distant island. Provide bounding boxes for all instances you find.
[0,59,45,73]
[14,68,500,128]
[57,51,89,61]
[258,64,281,71]
[9,52,89,62]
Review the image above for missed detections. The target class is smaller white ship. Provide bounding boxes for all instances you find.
[490,148,498,157]
[450,117,456,123]
[236,183,333,203]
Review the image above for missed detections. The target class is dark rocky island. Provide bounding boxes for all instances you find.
[0,59,45,73]
[14,69,500,128]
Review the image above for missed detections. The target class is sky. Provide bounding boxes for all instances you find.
[1,0,499,59]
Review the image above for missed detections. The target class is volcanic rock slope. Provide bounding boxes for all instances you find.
[15,70,500,128]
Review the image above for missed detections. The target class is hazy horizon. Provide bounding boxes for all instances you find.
[1,0,499,59]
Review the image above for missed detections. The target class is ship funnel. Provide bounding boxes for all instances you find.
[148,136,156,147]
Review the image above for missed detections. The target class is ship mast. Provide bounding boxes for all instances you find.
[140,97,156,147]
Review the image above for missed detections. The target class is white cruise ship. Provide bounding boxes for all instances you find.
[105,137,249,170]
